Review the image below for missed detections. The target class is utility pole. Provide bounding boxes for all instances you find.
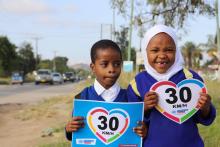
[53,51,57,72]
[112,7,116,41]
[100,24,103,39]
[128,0,134,61]
[100,24,113,40]
[216,0,220,55]
[32,37,42,69]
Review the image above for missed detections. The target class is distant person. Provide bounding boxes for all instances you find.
[127,24,216,147]
[65,39,147,141]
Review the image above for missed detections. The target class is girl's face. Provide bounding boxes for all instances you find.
[146,32,176,74]
[90,47,122,89]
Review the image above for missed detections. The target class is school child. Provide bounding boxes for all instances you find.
[127,24,216,147]
[65,39,147,141]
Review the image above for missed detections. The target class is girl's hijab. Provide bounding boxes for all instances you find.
[141,24,184,81]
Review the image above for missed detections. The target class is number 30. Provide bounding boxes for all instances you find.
[97,116,119,131]
[165,87,192,104]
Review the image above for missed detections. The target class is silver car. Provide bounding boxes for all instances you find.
[35,69,53,85]
[52,72,63,84]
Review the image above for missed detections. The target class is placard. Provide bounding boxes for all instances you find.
[150,79,207,124]
[72,99,144,146]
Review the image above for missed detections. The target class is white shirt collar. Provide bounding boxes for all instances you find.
[94,79,120,102]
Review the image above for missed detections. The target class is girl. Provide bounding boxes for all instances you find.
[127,25,216,147]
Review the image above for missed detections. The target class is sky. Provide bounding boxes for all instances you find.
[0,0,218,65]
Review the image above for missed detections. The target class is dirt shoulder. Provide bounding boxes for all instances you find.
[0,80,91,147]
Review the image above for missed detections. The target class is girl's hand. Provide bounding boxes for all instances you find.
[133,121,148,138]
[144,91,158,112]
[65,116,84,133]
[197,92,211,118]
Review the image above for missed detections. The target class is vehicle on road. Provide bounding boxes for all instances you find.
[11,72,24,85]
[63,72,75,82]
[52,72,63,84]
[35,69,53,85]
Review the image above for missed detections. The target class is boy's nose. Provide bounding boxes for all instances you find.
[108,65,115,73]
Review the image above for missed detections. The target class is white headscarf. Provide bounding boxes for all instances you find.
[141,24,184,81]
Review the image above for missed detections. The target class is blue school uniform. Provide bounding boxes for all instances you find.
[66,85,127,141]
[127,69,216,147]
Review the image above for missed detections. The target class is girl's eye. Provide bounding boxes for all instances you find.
[149,48,158,52]
[165,48,175,52]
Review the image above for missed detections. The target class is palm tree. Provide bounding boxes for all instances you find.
[181,42,196,68]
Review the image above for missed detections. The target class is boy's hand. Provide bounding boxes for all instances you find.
[65,116,84,133]
[197,92,211,118]
[144,91,158,112]
[133,121,148,138]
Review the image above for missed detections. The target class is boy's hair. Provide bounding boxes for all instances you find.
[90,39,122,63]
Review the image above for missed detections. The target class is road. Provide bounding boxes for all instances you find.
[0,82,77,104]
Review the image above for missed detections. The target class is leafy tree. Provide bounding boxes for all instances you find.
[38,56,69,73]
[38,59,53,69]
[0,36,17,76]
[115,26,136,63]
[111,0,215,28]
[17,42,36,76]
[53,56,69,73]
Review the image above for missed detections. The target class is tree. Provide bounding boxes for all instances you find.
[17,42,36,76]
[53,56,69,73]
[115,26,136,63]
[38,56,69,73]
[181,41,202,69]
[38,59,53,69]
[0,36,17,76]
[111,0,215,28]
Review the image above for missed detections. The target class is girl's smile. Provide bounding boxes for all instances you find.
[146,32,176,74]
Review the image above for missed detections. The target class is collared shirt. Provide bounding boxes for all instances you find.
[94,79,120,102]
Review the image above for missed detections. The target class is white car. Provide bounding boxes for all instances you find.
[35,69,53,85]
[52,72,63,84]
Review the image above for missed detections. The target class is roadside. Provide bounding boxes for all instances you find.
[0,80,92,147]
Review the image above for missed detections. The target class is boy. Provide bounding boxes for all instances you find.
[65,39,147,141]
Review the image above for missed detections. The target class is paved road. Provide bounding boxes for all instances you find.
[0,82,77,104]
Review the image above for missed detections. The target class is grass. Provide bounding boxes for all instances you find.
[38,140,70,147]
[15,96,70,121]
[0,77,10,84]
[199,79,220,147]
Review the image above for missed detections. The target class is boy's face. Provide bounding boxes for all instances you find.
[146,32,176,74]
[90,47,122,89]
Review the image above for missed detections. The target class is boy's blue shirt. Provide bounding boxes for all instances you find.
[127,69,216,147]
[66,85,127,141]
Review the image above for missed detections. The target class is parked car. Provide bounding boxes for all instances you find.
[63,72,75,82]
[35,69,53,85]
[11,72,23,85]
[52,72,63,84]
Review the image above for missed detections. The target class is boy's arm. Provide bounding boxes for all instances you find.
[65,92,82,141]
[65,128,72,141]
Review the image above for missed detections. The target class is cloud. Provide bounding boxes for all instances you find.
[0,0,51,14]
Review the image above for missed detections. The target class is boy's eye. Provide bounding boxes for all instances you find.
[100,62,108,67]
[113,62,121,67]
